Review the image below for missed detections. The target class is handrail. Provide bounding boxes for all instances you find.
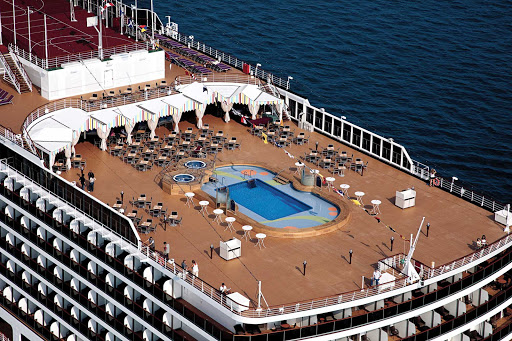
[140,226,512,319]
[0,52,21,93]
[7,45,32,91]
[9,42,151,70]
[175,74,260,87]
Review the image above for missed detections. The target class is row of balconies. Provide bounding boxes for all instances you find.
[0,188,230,340]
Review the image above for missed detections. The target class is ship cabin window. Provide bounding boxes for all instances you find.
[289,99,297,118]
[306,107,314,124]
[315,110,323,129]
[372,136,381,156]
[382,141,391,161]
[333,118,342,137]
[342,123,352,143]
[362,132,371,152]
[352,127,362,147]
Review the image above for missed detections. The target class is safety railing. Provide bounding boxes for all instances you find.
[140,223,512,319]
[22,87,178,133]
[10,42,151,70]
[434,175,507,213]
[7,45,32,92]
[172,31,290,89]
[176,74,260,87]
[0,52,21,93]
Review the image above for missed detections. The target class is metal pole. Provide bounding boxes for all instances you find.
[150,0,154,41]
[27,7,31,61]
[98,6,103,59]
[12,0,16,46]
[44,14,48,68]
[0,11,3,45]
[257,281,261,310]
[120,0,123,35]
[134,0,138,42]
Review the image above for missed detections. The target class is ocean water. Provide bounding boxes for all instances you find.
[141,0,511,203]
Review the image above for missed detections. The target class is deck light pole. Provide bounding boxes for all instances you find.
[426,223,430,237]
[210,244,214,259]
[450,176,458,193]
[303,260,307,276]
[287,76,293,90]
[390,237,394,251]
[255,63,261,76]
[349,249,353,264]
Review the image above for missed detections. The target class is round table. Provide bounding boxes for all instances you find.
[185,192,195,207]
[325,177,335,191]
[354,191,365,206]
[295,162,305,175]
[242,225,253,241]
[213,208,223,224]
[340,184,350,198]
[199,200,209,215]
[371,199,382,215]
[225,217,236,232]
[255,233,267,249]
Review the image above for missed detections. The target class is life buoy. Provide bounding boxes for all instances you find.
[433,178,440,187]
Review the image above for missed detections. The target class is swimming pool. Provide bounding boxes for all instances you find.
[201,165,339,228]
[226,179,312,220]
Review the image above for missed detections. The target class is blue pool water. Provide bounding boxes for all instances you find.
[225,179,312,221]
[201,165,339,228]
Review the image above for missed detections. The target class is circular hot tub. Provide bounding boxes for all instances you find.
[185,160,207,169]
[173,174,195,183]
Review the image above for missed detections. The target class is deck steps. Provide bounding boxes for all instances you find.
[272,174,289,185]
[0,49,32,94]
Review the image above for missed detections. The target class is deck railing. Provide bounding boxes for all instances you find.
[10,42,151,70]
[22,87,177,132]
[139,230,512,319]
[176,74,260,87]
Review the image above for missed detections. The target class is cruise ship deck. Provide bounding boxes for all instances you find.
[0,57,503,308]
[0,1,510,340]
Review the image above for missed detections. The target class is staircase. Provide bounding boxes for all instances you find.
[1,47,32,93]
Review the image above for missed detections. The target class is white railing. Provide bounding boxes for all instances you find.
[23,87,177,133]
[176,74,260,87]
[7,46,32,92]
[435,176,507,218]
[10,42,151,70]
[0,53,20,94]
[140,223,512,319]
[427,234,512,279]
[171,31,290,89]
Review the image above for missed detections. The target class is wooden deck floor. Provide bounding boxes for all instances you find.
[58,115,504,308]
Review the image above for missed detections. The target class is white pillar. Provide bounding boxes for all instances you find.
[44,14,48,68]
[27,6,31,60]
[12,0,16,46]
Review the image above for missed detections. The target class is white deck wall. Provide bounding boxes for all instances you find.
[19,49,165,100]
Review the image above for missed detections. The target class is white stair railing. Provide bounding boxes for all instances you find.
[7,46,33,92]
[0,53,21,93]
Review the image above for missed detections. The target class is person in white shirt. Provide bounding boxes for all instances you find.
[192,260,199,277]
[373,268,382,286]
[220,283,230,294]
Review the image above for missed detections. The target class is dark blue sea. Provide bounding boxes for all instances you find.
[141,0,511,203]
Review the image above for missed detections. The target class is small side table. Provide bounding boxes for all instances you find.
[255,233,267,249]
[242,225,253,241]
[371,199,382,215]
[213,209,223,224]
[340,184,350,198]
[225,217,236,232]
[354,191,365,206]
[199,200,209,215]
[185,192,195,207]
